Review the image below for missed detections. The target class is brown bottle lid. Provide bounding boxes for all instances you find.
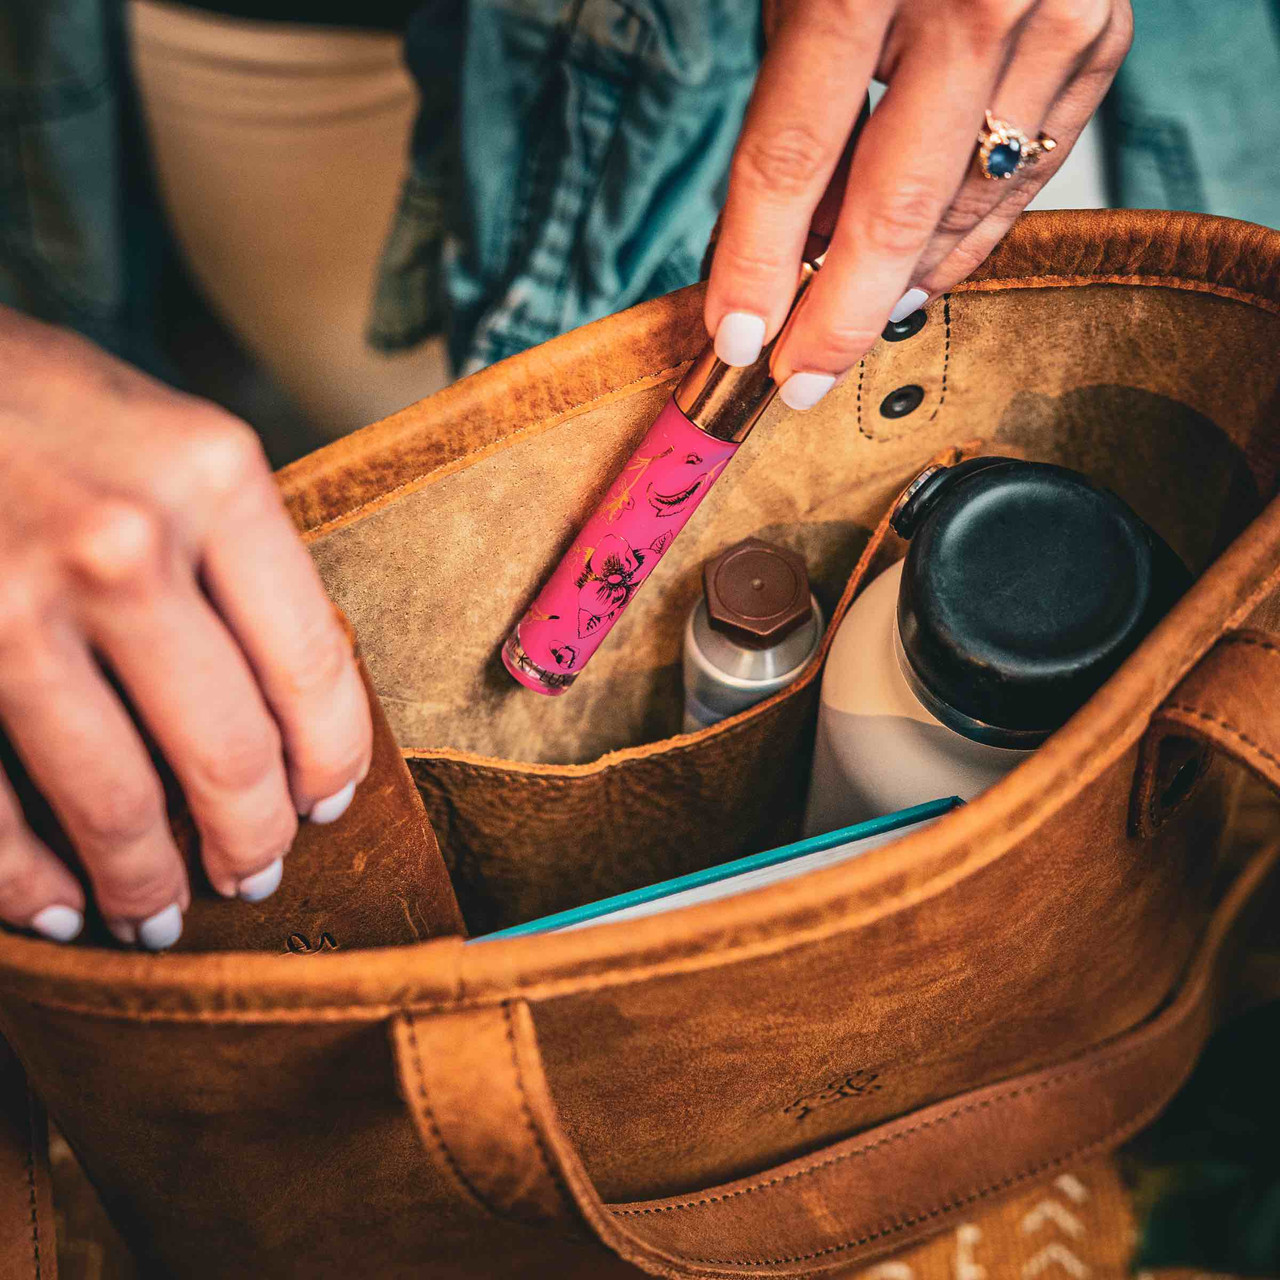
[704,538,812,650]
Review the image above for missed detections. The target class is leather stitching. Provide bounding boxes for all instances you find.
[1220,633,1280,658]
[500,1001,575,1220]
[1164,703,1280,778]
[401,1013,504,1220]
[927,294,951,423]
[25,1090,40,1280]
[854,295,951,442]
[678,1085,1176,1268]
[610,1032,1154,1218]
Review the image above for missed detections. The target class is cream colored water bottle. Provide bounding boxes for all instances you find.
[804,458,1190,834]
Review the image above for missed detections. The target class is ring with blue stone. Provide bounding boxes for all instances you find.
[976,111,1056,180]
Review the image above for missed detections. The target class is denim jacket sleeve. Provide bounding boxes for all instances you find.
[0,1,123,331]
[1106,0,1280,228]
[368,0,761,373]
[7,1,1278,390]
[0,0,170,370]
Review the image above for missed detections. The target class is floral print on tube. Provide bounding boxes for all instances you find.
[503,398,738,694]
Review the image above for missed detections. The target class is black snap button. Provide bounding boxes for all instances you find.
[880,385,925,418]
[881,309,927,342]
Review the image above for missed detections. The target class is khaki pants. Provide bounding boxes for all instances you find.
[127,0,449,437]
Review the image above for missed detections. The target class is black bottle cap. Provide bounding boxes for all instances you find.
[892,458,1191,745]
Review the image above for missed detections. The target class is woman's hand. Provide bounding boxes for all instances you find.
[0,307,372,948]
[706,0,1133,407]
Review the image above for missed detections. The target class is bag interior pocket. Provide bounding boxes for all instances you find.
[306,289,1269,936]
[407,497,906,934]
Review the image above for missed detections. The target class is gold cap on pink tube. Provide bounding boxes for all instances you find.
[674,256,821,444]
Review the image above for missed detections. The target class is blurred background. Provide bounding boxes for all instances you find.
[3,0,1278,468]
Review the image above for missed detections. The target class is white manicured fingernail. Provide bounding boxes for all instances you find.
[308,780,355,825]
[714,312,766,367]
[237,857,284,903]
[889,288,929,324]
[138,903,183,951]
[30,905,83,943]
[779,372,837,411]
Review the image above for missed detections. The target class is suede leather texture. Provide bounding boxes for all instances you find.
[0,211,1279,1279]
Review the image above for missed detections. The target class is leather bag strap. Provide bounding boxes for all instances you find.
[391,629,1280,1279]
[0,1035,55,1280]
[1148,628,1280,789]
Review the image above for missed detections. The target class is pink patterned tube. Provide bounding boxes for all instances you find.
[503,398,740,695]
[503,257,822,696]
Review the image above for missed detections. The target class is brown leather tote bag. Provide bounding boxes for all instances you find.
[3,209,1280,1280]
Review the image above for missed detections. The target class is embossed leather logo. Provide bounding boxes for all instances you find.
[784,1070,883,1121]
[285,931,338,955]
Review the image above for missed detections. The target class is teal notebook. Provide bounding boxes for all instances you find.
[478,796,961,941]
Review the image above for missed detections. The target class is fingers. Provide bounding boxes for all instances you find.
[918,9,1132,299]
[770,13,1012,402]
[0,616,187,946]
[200,458,372,825]
[0,319,372,945]
[72,499,299,905]
[0,458,184,948]
[705,2,889,366]
[908,0,1117,291]
[0,773,86,944]
[136,405,370,822]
